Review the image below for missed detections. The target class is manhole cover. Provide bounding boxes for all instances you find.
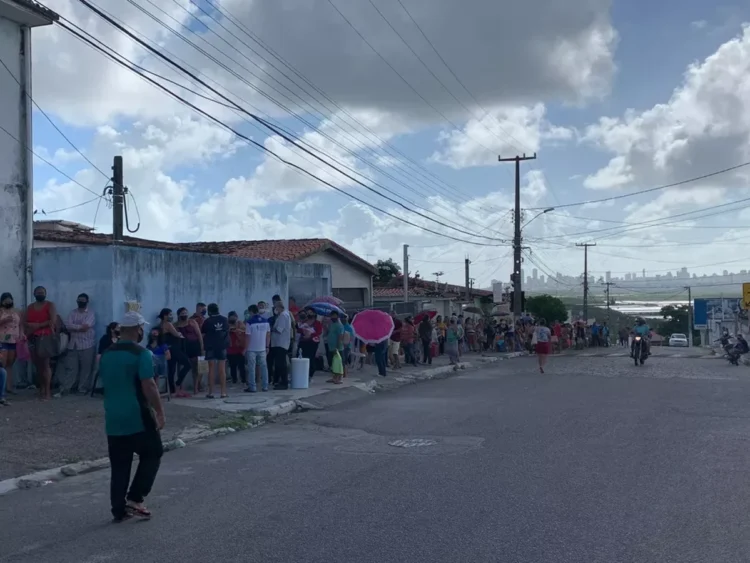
[388,439,438,448]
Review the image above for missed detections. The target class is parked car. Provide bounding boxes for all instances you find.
[669,333,689,347]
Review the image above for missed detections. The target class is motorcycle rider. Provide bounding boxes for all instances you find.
[728,333,749,364]
[631,317,650,358]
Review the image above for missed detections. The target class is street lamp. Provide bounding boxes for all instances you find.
[521,207,555,229]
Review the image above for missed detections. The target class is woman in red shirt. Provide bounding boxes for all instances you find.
[25,286,58,401]
[298,307,322,381]
[226,311,247,385]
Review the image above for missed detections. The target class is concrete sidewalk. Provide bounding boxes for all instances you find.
[169,351,518,416]
[0,350,521,494]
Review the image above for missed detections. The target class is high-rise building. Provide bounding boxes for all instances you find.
[532,268,538,280]
[605,271,611,282]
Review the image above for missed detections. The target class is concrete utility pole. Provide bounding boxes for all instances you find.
[576,242,596,322]
[432,271,443,292]
[685,285,692,347]
[403,244,409,302]
[499,153,537,318]
[603,281,615,322]
[112,156,125,242]
[464,257,471,301]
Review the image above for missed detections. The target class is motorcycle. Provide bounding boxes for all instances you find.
[633,335,648,366]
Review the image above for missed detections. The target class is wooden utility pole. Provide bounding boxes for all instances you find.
[576,242,596,322]
[403,244,409,302]
[112,155,125,242]
[498,153,537,318]
[685,285,692,347]
[464,257,471,301]
[603,281,615,322]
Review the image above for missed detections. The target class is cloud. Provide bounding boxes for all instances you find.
[691,20,707,30]
[582,25,750,204]
[430,103,573,169]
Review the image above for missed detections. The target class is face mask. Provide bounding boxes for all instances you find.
[229,318,237,323]
[114,330,121,337]
[258,308,266,314]
[77,301,87,309]
[167,315,174,322]
[2,302,11,309]
[200,310,207,317]
[307,314,315,319]
[178,314,188,320]
[34,294,45,302]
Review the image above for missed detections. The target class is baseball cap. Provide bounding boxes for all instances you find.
[120,311,149,328]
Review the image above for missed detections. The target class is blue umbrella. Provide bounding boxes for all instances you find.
[307,302,345,316]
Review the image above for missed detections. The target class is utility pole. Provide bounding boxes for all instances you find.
[432,271,443,292]
[603,281,615,323]
[112,156,125,242]
[403,244,409,303]
[576,242,596,322]
[685,285,692,347]
[499,152,537,318]
[464,257,471,302]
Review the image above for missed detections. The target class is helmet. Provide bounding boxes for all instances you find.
[636,317,645,325]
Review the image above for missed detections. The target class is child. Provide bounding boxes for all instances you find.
[147,328,170,391]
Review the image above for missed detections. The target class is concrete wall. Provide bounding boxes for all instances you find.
[0,16,29,307]
[33,246,332,335]
[32,246,116,343]
[299,250,373,306]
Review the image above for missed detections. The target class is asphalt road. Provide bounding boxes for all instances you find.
[3,354,750,562]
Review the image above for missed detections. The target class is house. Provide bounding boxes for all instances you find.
[373,275,493,317]
[33,221,377,310]
[0,0,58,307]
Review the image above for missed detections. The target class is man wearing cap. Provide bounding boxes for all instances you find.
[99,311,165,523]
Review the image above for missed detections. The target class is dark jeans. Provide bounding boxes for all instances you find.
[421,338,432,364]
[227,353,247,384]
[299,340,318,379]
[167,347,191,392]
[374,341,387,376]
[402,342,416,365]
[270,346,289,388]
[439,336,445,355]
[108,430,163,518]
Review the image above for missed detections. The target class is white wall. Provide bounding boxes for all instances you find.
[299,250,373,305]
[0,16,27,305]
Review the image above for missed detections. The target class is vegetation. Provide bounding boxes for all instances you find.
[658,304,698,343]
[525,294,568,323]
[375,258,401,284]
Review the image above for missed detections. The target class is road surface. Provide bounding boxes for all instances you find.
[3,354,750,563]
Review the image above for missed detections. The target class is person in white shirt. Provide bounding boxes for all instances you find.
[270,302,292,390]
[244,304,270,392]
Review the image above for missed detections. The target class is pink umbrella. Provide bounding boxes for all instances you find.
[306,295,343,307]
[351,310,394,345]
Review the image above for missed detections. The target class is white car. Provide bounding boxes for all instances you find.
[669,333,688,347]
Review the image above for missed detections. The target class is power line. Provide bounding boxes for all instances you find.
[0,56,111,182]
[56,18,508,248]
[34,196,100,216]
[113,0,509,240]
[72,0,510,243]
[0,123,106,200]
[526,161,750,211]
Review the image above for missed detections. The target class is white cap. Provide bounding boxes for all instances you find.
[120,311,149,328]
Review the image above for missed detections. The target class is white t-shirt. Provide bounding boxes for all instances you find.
[246,319,270,352]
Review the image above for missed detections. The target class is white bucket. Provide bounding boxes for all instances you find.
[290,358,309,389]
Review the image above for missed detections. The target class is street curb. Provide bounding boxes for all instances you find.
[0,353,518,496]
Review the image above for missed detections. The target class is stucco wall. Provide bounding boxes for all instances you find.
[33,246,116,341]
[0,16,27,307]
[299,250,372,306]
[33,246,332,330]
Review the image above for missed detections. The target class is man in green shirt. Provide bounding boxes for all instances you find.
[99,311,165,522]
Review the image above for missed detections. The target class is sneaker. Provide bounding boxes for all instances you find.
[0,398,9,406]
[244,388,256,393]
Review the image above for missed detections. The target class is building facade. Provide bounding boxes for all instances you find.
[0,0,56,308]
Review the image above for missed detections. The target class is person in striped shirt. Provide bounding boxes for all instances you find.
[60,293,97,396]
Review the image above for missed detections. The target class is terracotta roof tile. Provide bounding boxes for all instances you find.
[33,227,377,274]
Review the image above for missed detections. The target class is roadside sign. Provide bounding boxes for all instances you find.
[744,283,750,310]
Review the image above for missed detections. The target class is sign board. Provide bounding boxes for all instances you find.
[693,298,745,330]
[743,283,750,310]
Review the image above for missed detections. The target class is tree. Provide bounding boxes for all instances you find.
[526,294,568,323]
[658,305,697,342]
[375,258,401,284]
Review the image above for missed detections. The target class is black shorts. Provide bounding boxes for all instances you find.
[205,348,227,361]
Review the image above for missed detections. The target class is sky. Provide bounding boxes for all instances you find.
[16,0,750,289]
